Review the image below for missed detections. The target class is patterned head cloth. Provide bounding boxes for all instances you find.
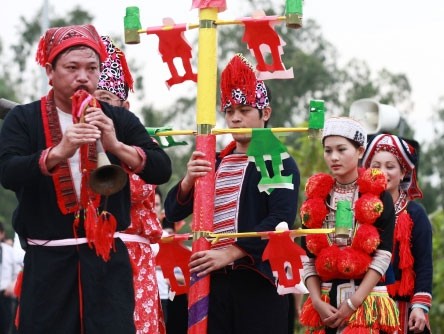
[97,36,134,101]
[362,133,423,199]
[322,117,367,148]
[220,53,269,112]
[36,24,107,66]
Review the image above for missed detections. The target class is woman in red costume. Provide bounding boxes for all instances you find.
[362,134,432,333]
[299,117,399,333]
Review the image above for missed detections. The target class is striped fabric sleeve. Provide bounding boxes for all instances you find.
[369,249,392,275]
[302,256,318,283]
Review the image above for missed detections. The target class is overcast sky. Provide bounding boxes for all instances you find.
[1,0,442,143]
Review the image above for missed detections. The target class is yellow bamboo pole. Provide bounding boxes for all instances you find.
[151,127,310,137]
[159,228,334,243]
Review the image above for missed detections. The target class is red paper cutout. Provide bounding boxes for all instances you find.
[262,231,306,288]
[146,18,197,88]
[156,234,192,295]
[191,0,227,11]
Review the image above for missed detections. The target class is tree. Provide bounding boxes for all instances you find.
[429,209,444,331]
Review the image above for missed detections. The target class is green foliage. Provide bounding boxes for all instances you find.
[429,209,444,331]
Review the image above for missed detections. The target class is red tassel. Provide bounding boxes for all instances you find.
[398,268,415,296]
[395,212,414,268]
[343,327,373,334]
[13,270,24,329]
[14,305,20,329]
[84,202,98,248]
[94,211,117,261]
[117,49,134,92]
[300,295,329,333]
[299,297,322,327]
[220,54,257,109]
[14,270,23,299]
[387,281,399,296]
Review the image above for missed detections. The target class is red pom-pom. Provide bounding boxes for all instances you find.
[336,247,372,279]
[306,235,330,256]
[352,224,380,254]
[305,173,335,199]
[316,245,340,281]
[300,198,328,228]
[355,194,383,225]
[358,168,387,195]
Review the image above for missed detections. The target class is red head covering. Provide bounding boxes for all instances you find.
[220,53,269,112]
[362,133,423,199]
[97,36,134,101]
[36,24,107,66]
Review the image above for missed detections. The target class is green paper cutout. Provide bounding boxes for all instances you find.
[246,128,293,194]
[308,99,325,130]
[145,127,188,149]
[286,0,303,14]
[124,7,142,30]
[335,200,353,237]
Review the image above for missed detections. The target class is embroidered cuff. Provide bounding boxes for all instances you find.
[122,146,146,174]
[369,249,391,275]
[411,292,432,308]
[39,147,60,175]
[411,303,429,313]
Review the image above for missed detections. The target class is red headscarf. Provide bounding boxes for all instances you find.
[362,133,423,199]
[36,24,107,66]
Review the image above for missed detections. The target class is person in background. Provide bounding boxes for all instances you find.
[93,35,167,334]
[362,133,432,333]
[0,24,171,333]
[164,53,300,334]
[0,222,20,334]
[155,188,188,334]
[299,117,399,333]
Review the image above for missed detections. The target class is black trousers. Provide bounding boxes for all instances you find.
[0,292,13,334]
[208,268,288,334]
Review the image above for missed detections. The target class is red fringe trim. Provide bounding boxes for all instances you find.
[388,211,415,297]
[300,294,329,331]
